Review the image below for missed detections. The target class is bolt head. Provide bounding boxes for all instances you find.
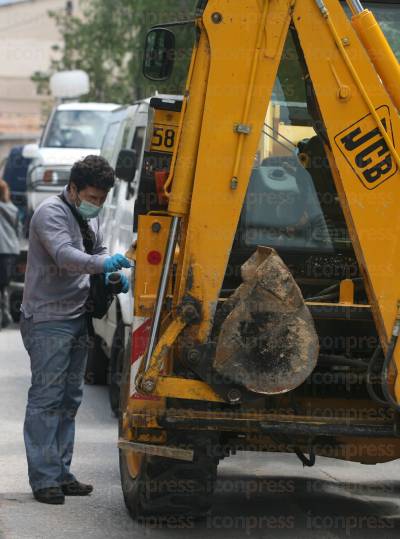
[227,388,242,404]
[142,379,156,393]
[211,12,223,24]
[188,349,201,362]
[152,222,162,233]
[230,177,239,190]
[182,304,199,323]
[338,85,351,101]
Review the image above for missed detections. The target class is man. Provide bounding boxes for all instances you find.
[20,155,131,505]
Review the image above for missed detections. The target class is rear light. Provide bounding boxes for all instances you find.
[147,251,162,265]
[154,170,169,205]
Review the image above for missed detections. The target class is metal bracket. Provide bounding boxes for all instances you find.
[118,438,194,462]
[183,343,259,404]
[176,295,202,324]
[234,123,252,135]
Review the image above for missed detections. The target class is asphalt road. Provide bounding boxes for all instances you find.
[1,324,400,539]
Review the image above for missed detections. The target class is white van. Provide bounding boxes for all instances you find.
[86,101,149,414]
[23,102,120,217]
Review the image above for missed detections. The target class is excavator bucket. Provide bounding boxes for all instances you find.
[214,247,319,395]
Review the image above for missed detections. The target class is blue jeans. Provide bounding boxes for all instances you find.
[20,314,88,492]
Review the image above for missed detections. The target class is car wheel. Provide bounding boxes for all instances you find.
[85,333,109,385]
[109,321,125,416]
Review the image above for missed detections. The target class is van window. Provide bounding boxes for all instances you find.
[101,121,121,164]
[132,127,146,155]
[127,127,146,200]
[44,110,111,149]
[241,30,349,254]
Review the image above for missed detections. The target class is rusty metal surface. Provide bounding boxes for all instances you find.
[159,407,393,427]
[118,438,194,462]
[214,247,319,394]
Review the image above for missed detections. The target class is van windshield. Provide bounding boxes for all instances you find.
[43,110,111,149]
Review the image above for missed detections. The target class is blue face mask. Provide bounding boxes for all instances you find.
[76,197,103,219]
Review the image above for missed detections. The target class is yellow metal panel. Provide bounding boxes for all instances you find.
[168,26,211,217]
[141,318,186,386]
[126,215,173,425]
[150,109,180,154]
[153,376,224,402]
[173,0,292,341]
[134,215,171,318]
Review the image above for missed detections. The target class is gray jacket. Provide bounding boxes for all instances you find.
[21,187,108,322]
[0,201,20,255]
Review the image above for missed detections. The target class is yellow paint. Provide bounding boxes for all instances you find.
[153,376,224,402]
[339,279,355,305]
[150,109,180,154]
[134,215,171,318]
[352,9,400,111]
[140,318,187,388]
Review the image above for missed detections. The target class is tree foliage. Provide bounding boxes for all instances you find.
[33,0,198,104]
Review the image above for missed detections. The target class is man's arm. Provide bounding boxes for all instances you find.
[33,204,107,274]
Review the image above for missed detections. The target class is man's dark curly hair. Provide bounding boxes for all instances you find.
[69,155,115,192]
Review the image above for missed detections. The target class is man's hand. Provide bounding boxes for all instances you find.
[103,253,132,273]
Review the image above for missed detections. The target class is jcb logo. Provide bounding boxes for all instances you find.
[335,105,398,190]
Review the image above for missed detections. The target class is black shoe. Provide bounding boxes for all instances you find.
[61,480,93,496]
[33,487,65,505]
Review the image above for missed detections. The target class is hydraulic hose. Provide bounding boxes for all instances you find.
[381,333,400,412]
[306,278,363,302]
[366,305,400,411]
[318,354,368,370]
[366,346,388,406]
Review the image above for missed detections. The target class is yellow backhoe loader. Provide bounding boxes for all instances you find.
[118,0,400,519]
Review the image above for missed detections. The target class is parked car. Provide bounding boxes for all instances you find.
[86,101,150,414]
[23,102,120,219]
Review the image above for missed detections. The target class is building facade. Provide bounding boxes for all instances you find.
[0,0,77,161]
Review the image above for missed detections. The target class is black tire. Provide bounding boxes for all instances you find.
[85,333,109,385]
[118,338,218,520]
[120,444,218,521]
[109,321,125,416]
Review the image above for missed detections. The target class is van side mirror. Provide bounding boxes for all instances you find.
[22,143,39,160]
[115,149,138,183]
[143,28,175,81]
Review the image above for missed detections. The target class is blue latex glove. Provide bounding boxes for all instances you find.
[119,273,130,294]
[105,272,129,294]
[103,253,132,273]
